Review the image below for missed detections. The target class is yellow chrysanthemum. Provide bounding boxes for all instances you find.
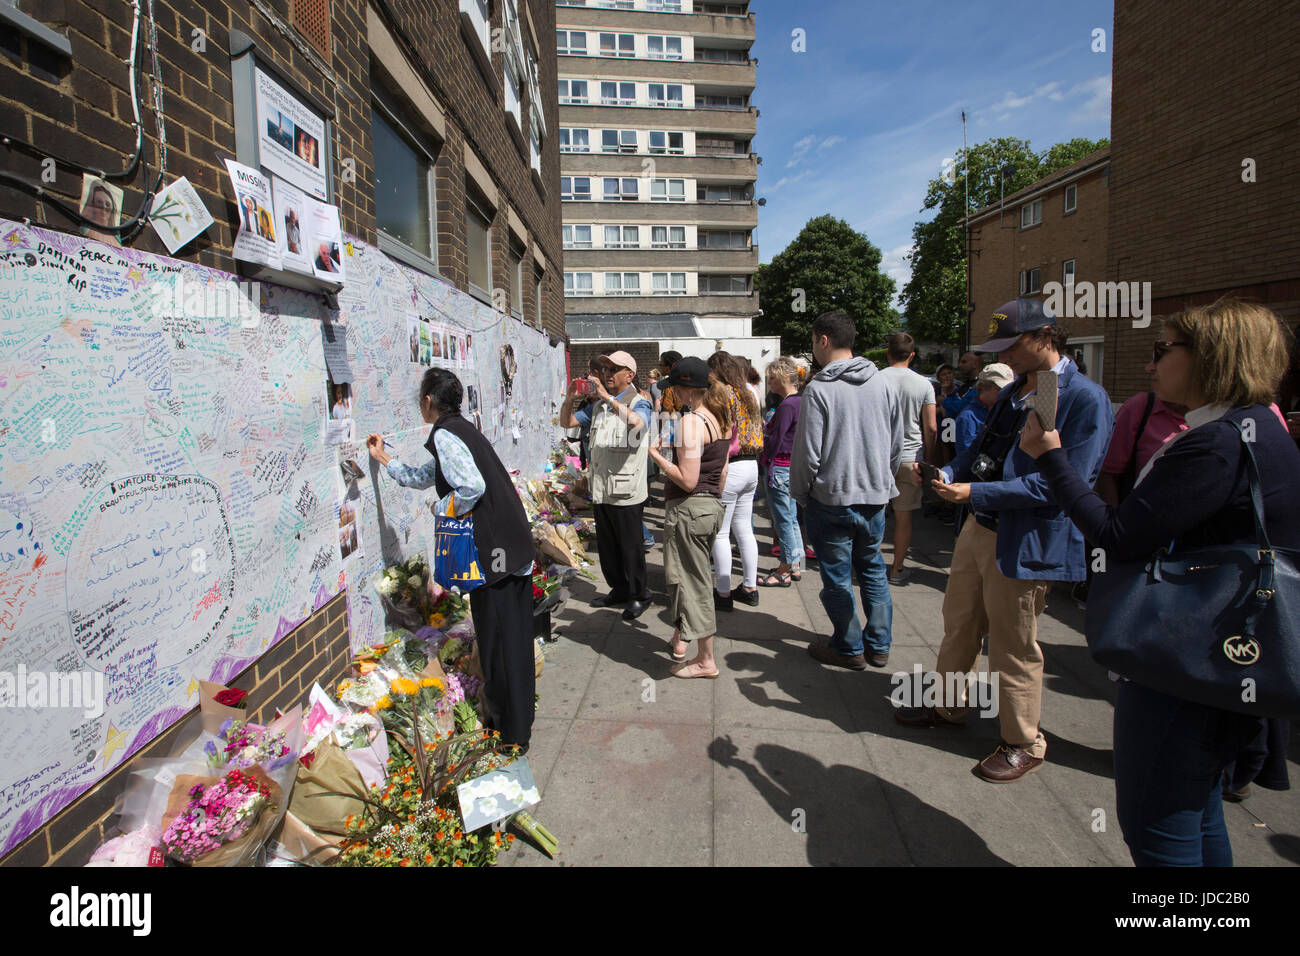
[429,614,447,629]
[390,677,418,696]
[373,695,393,711]
[420,677,443,691]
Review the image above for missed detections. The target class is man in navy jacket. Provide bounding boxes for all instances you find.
[896,299,1113,782]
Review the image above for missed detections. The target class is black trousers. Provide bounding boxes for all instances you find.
[593,500,648,600]
[469,572,536,749]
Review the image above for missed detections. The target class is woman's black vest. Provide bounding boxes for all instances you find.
[425,413,534,587]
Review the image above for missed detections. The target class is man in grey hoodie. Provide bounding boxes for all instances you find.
[791,310,903,669]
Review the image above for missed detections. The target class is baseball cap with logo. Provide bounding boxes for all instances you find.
[604,350,637,376]
[975,298,1058,353]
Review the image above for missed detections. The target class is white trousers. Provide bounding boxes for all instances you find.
[713,458,759,594]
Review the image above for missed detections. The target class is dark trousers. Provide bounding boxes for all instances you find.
[593,501,648,599]
[1113,680,1262,866]
[469,573,536,750]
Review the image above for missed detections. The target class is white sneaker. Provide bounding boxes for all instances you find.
[888,567,911,585]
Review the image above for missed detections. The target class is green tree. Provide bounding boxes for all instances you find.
[754,215,897,352]
[900,136,1108,344]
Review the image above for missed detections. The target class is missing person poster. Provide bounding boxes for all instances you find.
[255,66,328,201]
[224,158,280,269]
[271,175,312,275]
[308,199,344,281]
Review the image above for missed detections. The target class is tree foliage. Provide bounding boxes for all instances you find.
[754,215,897,353]
[900,136,1108,344]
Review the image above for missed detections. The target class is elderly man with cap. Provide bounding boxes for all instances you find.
[894,299,1113,783]
[561,350,655,620]
[953,362,1015,456]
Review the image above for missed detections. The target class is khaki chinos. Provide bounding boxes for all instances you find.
[934,519,1051,757]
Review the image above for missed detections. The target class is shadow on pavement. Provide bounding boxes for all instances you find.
[708,734,1011,865]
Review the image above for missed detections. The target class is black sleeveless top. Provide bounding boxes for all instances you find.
[426,412,534,586]
[666,410,729,501]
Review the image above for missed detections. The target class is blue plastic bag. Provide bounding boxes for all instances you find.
[434,513,485,593]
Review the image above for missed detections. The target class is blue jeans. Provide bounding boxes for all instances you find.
[766,465,803,566]
[1113,680,1262,866]
[805,499,892,656]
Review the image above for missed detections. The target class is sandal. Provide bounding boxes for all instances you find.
[790,567,802,582]
[669,640,688,662]
[759,571,792,588]
[670,661,719,680]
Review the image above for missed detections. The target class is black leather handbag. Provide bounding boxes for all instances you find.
[1085,422,1300,717]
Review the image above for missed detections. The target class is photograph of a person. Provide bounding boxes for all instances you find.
[339,521,359,560]
[432,325,443,360]
[295,127,320,169]
[330,382,352,420]
[283,206,302,253]
[256,204,276,241]
[314,240,339,273]
[408,316,419,363]
[80,176,123,229]
[418,321,432,365]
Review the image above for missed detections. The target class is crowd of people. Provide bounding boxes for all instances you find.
[367,295,1299,868]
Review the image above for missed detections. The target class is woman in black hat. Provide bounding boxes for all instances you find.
[648,358,732,678]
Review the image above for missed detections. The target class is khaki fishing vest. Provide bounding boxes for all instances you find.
[588,387,649,505]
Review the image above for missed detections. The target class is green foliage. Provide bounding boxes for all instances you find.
[900,136,1108,345]
[754,215,897,353]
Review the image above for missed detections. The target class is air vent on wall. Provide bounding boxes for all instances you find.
[292,0,331,59]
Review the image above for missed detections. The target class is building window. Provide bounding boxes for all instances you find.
[563,224,593,248]
[559,128,589,152]
[651,225,686,248]
[600,81,637,106]
[603,177,640,201]
[601,129,638,153]
[647,36,684,60]
[556,0,586,5]
[698,184,748,202]
[700,274,750,294]
[460,0,491,54]
[371,98,437,266]
[1062,259,1076,286]
[560,176,592,201]
[605,272,641,295]
[1064,183,1077,214]
[700,230,747,248]
[598,0,634,8]
[599,33,635,57]
[648,83,684,107]
[648,131,685,154]
[529,110,543,176]
[465,190,493,298]
[651,272,687,294]
[1019,267,1042,295]
[565,272,594,296]
[698,94,746,109]
[1020,199,1043,229]
[603,225,640,248]
[534,268,544,329]
[647,0,683,10]
[508,241,524,318]
[558,79,588,104]
[556,30,586,55]
[650,178,686,201]
[504,61,522,130]
[696,47,747,63]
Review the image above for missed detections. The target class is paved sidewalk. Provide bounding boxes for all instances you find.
[504,488,1300,867]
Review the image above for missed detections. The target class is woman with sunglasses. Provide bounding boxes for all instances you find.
[1019,298,1300,866]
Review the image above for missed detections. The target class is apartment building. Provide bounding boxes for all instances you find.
[554,0,766,370]
[966,149,1111,383]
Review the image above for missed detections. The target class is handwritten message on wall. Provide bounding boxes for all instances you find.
[0,220,564,855]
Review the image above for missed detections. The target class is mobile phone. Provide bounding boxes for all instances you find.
[571,377,590,395]
[918,462,944,486]
[1030,370,1058,431]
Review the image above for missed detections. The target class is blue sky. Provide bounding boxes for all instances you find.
[750,0,1114,304]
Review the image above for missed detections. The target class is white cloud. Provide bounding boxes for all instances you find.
[880,242,915,307]
[1068,74,1111,123]
[786,134,818,168]
[818,135,846,151]
[990,90,1035,112]
[764,169,813,193]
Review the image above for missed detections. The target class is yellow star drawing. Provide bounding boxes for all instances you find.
[125,266,146,289]
[101,723,127,769]
[187,678,200,699]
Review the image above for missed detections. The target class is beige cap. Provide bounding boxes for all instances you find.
[978,362,1015,389]
[605,350,637,375]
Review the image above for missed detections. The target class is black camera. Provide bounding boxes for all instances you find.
[970,453,1000,482]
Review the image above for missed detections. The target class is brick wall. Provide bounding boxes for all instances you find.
[571,341,662,388]
[1107,0,1300,401]
[0,0,565,336]
[0,593,351,868]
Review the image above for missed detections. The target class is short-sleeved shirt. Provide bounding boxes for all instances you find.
[1101,392,1188,476]
[879,366,936,463]
[571,387,654,430]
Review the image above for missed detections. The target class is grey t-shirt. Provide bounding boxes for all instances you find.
[879,366,935,463]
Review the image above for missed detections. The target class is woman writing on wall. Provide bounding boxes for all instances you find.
[367,368,537,752]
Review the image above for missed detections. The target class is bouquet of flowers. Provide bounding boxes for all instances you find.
[213,688,248,708]
[161,768,277,864]
[205,718,294,771]
[374,554,434,630]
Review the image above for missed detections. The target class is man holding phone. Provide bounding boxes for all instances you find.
[895,299,1113,783]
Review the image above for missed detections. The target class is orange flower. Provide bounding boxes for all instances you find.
[399,858,410,867]
[390,677,419,696]
[420,677,443,691]
[454,859,465,867]
[507,834,515,843]
[424,853,434,864]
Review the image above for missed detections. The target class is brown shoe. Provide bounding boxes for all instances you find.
[894,706,965,728]
[972,743,1043,783]
[807,640,866,671]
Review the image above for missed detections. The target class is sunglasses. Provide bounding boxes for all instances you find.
[1152,340,1191,363]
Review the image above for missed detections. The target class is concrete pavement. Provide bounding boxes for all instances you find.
[504,488,1300,867]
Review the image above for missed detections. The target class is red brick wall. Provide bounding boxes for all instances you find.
[1107,0,1300,402]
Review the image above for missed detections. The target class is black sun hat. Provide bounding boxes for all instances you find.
[664,356,710,389]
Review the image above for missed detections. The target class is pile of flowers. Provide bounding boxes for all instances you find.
[206,719,294,771]
[374,554,430,607]
[162,769,274,864]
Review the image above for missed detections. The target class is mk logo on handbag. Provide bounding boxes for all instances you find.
[1222,635,1261,665]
